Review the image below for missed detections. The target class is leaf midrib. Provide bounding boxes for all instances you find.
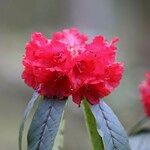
[37,101,54,149]
[99,105,118,150]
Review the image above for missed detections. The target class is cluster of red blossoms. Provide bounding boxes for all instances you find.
[22,28,123,105]
[139,72,150,116]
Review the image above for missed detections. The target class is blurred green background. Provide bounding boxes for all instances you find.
[0,0,150,149]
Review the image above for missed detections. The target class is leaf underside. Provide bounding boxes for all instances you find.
[129,129,150,150]
[82,100,104,150]
[19,92,39,150]
[91,100,130,150]
[52,119,65,150]
[27,98,66,150]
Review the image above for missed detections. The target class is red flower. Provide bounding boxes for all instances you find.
[52,28,88,56]
[139,72,150,116]
[71,36,123,105]
[22,32,73,99]
[22,28,123,105]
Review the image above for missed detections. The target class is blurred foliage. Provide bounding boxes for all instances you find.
[130,129,150,149]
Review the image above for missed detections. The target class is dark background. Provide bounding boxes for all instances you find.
[0,0,150,149]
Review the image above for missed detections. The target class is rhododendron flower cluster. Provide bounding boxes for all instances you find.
[139,72,150,116]
[22,28,123,105]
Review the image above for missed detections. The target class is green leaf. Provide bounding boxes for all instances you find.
[82,100,104,150]
[91,100,130,150]
[52,118,65,150]
[19,92,39,150]
[27,98,66,150]
[129,129,150,150]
